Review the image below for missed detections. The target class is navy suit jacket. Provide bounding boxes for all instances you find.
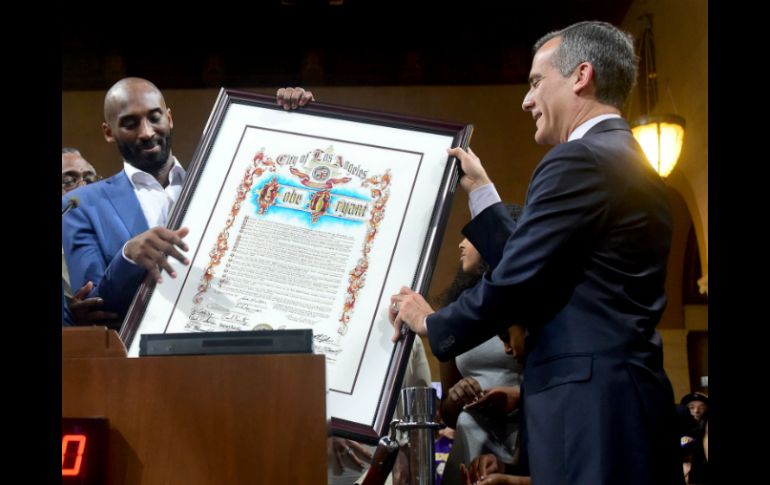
[62,170,152,320]
[427,118,682,484]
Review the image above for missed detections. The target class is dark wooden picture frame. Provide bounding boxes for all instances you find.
[119,88,472,442]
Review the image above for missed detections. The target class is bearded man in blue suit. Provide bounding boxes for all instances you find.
[62,78,314,323]
[390,22,684,485]
[62,77,189,324]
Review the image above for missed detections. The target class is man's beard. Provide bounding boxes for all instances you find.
[117,132,173,173]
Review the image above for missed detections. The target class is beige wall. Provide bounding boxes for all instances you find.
[659,329,691,399]
[62,84,548,318]
[622,0,709,280]
[63,0,708,381]
[62,85,547,378]
[62,89,222,178]
[622,0,709,399]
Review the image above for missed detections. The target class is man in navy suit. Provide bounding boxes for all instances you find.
[390,22,683,484]
[62,78,315,322]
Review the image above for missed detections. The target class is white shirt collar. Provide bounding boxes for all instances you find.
[123,156,184,189]
[568,114,621,142]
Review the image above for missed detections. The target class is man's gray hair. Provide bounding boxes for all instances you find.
[534,21,638,110]
[62,147,81,155]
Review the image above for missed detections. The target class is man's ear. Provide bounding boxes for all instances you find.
[102,121,115,143]
[573,62,594,95]
[167,107,173,130]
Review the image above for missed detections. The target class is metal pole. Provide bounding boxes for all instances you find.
[398,386,441,485]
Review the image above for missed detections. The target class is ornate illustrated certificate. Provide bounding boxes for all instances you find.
[176,134,418,393]
[121,90,472,442]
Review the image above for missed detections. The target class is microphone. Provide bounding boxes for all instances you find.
[62,196,80,217]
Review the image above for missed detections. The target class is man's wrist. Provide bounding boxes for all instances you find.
[469,183,501,218]
[121,241,138,265]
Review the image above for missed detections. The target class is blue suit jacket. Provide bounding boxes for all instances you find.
[427,119,683,484]
[62,280,73,326]
[62,170,151,320]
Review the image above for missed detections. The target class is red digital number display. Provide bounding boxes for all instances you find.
[62,417,108,484]
[62,434,87,476]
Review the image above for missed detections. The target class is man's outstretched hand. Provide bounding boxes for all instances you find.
[124,226,190,284]
[389,286,433,342]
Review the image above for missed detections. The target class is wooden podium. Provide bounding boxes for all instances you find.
[62,327,327,484]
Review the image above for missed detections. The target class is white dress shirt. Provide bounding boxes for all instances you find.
[121,157,186,263]
[123,157,186,227]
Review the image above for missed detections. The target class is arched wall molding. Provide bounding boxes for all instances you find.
[667,170,707,284]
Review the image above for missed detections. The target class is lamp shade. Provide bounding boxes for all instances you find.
[631,114,685,177]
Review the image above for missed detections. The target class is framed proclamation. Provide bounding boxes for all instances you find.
[120,89,473,442]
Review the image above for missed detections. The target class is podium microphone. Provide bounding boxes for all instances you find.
[62,196,80,217]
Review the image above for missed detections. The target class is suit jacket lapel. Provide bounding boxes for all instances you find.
[103,171,149,237]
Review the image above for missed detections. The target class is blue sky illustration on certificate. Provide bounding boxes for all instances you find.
[249,174,371,230]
